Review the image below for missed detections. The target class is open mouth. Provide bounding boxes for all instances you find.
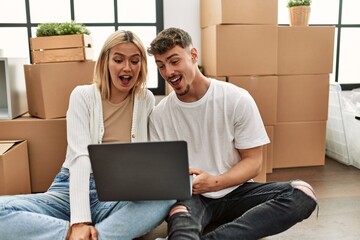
[120,75,132,84]
[170,76,182,85]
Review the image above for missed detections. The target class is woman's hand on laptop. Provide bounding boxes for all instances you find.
[69,223,98,240]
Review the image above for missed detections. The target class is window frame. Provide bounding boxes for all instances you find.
[0,0,165,95]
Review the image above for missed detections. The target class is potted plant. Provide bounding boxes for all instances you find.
[30,21,93,64]
[35,21,90,37]
[287,0,312,26]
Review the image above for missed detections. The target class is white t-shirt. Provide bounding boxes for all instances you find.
[149,78,270,198]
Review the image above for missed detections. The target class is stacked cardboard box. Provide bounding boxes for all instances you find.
[0,36,96,193]
[0,56,31,194]
[200,0,279,181]
[274,26,334,168]
[24,61,95,119]
[200,0,335,173]
[0,115,67,193]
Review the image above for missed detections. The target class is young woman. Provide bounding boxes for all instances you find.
[0,30,174,240]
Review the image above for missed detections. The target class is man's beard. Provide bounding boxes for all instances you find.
[177,84,190,96]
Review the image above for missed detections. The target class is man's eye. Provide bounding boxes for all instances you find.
[158,65,165,70]
[171,60,179,65]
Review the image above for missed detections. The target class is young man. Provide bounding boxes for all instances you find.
[148,27,317,240]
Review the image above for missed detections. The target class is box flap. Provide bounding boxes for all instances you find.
[0,140,22,155]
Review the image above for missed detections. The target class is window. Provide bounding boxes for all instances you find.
[278,0,360,90]
[0,0,165,94]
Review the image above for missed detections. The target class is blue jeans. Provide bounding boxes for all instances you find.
[167,181,317,240]
[0,167,175,240]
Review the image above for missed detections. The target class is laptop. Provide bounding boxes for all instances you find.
[87,140,191,201]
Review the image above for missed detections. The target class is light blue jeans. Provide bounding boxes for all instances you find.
[0,167,175,240]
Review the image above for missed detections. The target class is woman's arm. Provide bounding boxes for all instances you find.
[66,87,94,224]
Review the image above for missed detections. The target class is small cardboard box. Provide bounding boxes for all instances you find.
[200,0,278,28]
[228,76,278,125]
[277,74,330,122]
[278,26,335,75]
[0,115,67,192]
[0,57,29,119]
[273,121,327,168]
[24,61,95,119]
[0,140,31,195]
[201,25,277,76]
[30,34,93,64]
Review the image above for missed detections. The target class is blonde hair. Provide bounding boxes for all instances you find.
[93,30,148,99]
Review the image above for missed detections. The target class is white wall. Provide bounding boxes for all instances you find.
[163,0,201,63]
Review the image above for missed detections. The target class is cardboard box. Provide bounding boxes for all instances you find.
[201,25,277,76]
[0,57,29,119]
[200,0,278,28]
[249,126,274,182]
[24,61,95,119]
[30,34,93,64]
[273,121,327,168]
[277,74,330,122]
[0,140,31,195]
[265,125,274,173]
[206,76,227,82]
[228,76,278,125]
[0,115,67,192]
[278,26,335,75]
[253,147,267,183]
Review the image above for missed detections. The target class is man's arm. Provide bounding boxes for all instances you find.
[190,145,264,195]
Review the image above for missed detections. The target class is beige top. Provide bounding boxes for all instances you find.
[102,94,133,143]
[62,84,155,225]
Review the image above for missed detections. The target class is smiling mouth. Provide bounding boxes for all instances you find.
[169,76,181,85]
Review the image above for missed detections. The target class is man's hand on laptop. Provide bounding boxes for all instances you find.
[189,168,221,194]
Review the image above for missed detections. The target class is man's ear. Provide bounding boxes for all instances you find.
[190,48,198,62]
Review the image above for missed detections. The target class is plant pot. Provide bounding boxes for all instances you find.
[289,6,311,26]
[30,34,93,64]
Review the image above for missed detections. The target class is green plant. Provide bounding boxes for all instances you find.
[287,0,311,8]
[36,21,90,37]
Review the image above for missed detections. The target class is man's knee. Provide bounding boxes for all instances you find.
[291,180,317,201]
[169,205,188,217]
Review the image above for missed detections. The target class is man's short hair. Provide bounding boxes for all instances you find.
[147,27,192,55]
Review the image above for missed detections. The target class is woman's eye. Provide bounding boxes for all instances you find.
[114,59,123,63]
[131,60,140,64]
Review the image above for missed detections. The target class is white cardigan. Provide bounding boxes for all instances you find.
[62,83,155,225]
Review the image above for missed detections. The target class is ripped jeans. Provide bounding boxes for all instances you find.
[0,167,175,240]
[166,181,317,240]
